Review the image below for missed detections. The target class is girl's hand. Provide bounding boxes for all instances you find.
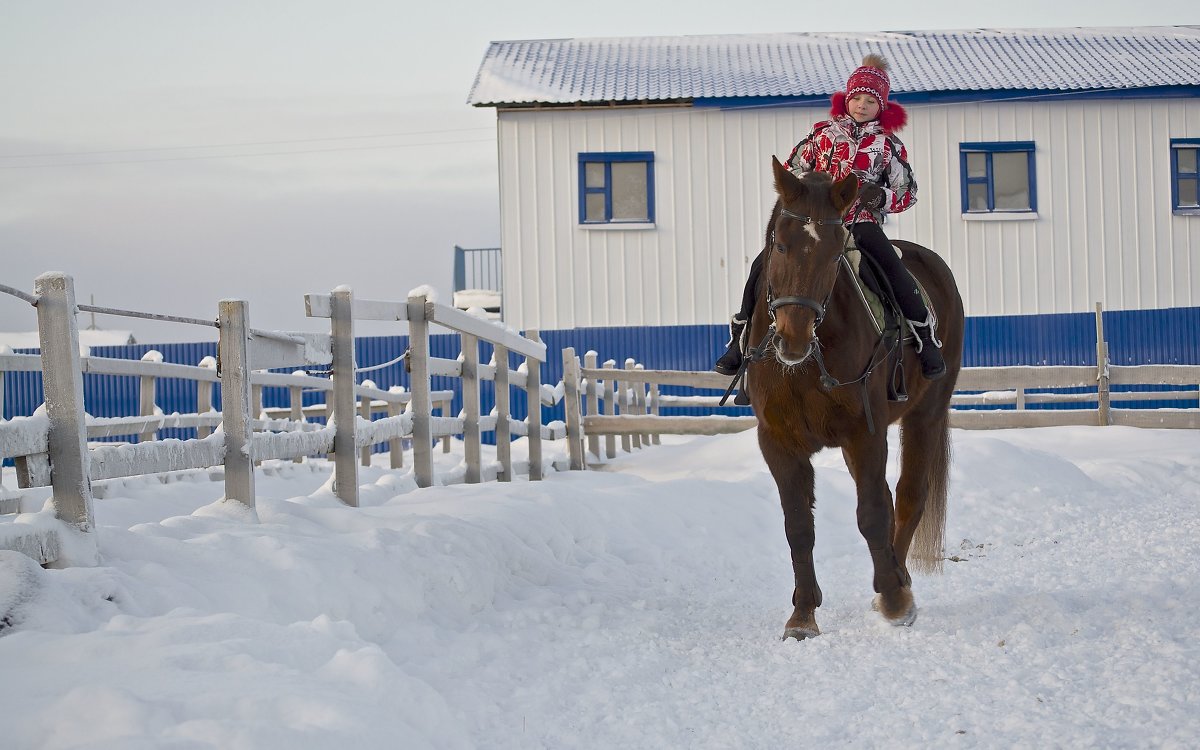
[859,183,886,209]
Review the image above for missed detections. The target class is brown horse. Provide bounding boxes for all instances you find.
[746,158,964,639]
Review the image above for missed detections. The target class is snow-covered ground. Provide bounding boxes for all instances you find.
[2,425,1198,749]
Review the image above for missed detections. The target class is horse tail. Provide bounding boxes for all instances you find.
[909,406,950,575]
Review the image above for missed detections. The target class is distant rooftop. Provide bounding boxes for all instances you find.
[0,328,136,352]
[468,26,1200,107]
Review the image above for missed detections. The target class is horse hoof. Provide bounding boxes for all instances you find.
[782,625,820,641]
[872,594,918,627]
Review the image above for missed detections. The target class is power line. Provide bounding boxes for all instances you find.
[0,138,497,170]
[0,126,495,160]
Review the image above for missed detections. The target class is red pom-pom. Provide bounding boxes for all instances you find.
[830,91,847,118]
[877,101,907,133]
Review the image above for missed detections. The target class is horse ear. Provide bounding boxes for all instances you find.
[831,174,860,212]
[772,156,804,203]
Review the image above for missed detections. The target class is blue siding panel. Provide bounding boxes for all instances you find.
[5,307,1199,450]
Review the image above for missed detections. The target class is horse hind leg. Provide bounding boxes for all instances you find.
[895,404,952,575]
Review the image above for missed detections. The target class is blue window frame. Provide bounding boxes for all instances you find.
[578,152,655,224]
[1171,139,1200,213]
[959,142,1037,214]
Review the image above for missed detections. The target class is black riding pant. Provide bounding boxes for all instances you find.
[736,222,929,323]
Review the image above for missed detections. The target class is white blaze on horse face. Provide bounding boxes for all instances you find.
[804,223,820,244]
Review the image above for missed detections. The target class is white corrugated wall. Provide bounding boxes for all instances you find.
[496,97,1200,330]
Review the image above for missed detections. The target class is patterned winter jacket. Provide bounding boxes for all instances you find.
[784,114,918,225]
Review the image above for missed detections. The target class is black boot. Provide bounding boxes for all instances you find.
[714,314,748,375]
[910,317,946,381]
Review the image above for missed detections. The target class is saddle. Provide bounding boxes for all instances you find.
[726,234,938,408]
[842,232,937,403]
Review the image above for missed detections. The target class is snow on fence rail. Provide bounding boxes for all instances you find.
[301,289,567,499]
[558,347,1200,467]
[557,348,753,468]
[4,277,1196,567]
[0,275,565,566]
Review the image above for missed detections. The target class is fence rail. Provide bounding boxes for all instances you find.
[4,278,1198,568]
[1,275,565,566]
[558,348,1200,467]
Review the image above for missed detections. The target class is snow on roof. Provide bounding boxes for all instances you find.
[468,27,1200,106]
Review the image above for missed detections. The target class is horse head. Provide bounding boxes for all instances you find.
[764,157,859,366]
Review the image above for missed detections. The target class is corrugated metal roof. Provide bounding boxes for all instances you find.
[468,27,1200,106]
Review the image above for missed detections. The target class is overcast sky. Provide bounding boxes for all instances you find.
[2,0,1196,344]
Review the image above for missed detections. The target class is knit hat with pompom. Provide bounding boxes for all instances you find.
[830,54,908,132]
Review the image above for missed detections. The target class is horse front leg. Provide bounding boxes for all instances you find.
[760,434,822,639]
[843,433,916,626]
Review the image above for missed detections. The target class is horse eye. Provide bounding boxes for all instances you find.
[775,242,786,254]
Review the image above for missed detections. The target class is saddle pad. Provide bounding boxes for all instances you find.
[844,249,888,333]
[842,233,937,334]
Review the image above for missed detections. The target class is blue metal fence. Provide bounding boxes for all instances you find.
[6,306,1199,443]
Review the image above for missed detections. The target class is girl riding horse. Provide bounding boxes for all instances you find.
[715,54,945,382]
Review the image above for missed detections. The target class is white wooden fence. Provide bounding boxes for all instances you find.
[0,275,563,566]
[949,365,1200,429]
[558,348,1200,467]
[3,276,1196,567]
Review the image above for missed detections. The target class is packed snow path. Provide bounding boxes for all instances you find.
[2,426,1198,748]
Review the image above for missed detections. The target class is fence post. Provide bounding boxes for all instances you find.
[585,351,600,460]
[562,347,585,470]
[289,374,305,463]
[408,294,434,488]
[138,350,161,443]
[649,381,661,445]
[441,395,452,453]
[525,329,543,481]
[462,333,482,483]
[359,381,373,467]
[197,356,216,439]
[626,358,641,450]
[387,387,405,469]
[602,359,617,459]
[1096,302,1111,426]
[634,363,651,447]
[494,346,512,481]
[330,287,359,506]
[251,381,264,467]
[34,273,97,554]
[218,299,255,511]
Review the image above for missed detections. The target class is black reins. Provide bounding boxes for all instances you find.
[720,207,901,434]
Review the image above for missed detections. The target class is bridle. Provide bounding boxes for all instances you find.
[764,208,845,325]
[747,207,845,373]
[730,206,900,435]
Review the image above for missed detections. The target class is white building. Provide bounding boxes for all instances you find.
[468,27,1200,336]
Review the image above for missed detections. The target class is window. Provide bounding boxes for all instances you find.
[1172,139,1200,213]
[578,152,655,225]
[960,142,1037,215]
